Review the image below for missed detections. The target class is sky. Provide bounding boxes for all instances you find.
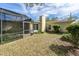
[0,3,79,20]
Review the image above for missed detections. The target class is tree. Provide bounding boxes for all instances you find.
[51,17,58,20]
[67,13,77,21]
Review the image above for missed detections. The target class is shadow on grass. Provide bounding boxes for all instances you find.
[49,44,79,56]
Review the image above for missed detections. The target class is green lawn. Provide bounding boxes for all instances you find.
[0,33,74,56]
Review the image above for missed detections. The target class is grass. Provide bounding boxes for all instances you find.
[0,34,23,44]
[0,33,74,56]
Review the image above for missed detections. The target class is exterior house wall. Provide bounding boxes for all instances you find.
[46,20,74,32]
[46,25,53,32]
[29,22,33,32]
[40,16,46,32]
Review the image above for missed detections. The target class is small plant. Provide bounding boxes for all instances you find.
[53,25,60,33]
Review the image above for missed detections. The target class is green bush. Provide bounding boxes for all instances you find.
[61,34,73,43]
[66,25,79,35]
[61,24,79,48]
[53,25,60,33]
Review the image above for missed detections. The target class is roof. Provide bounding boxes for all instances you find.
[0,8,32,21]
[0,8,29,18]
[46,20,75,25]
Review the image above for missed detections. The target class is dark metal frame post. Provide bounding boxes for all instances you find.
[0,8,3,43]
[23,17,25,39]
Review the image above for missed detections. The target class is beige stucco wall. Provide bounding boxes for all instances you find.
[29,22,33,31]
[40,16,46,32]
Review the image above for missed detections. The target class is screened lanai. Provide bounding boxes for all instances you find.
[0,8,32,43]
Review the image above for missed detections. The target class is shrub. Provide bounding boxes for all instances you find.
[53,25,60,33]
[66,25,79,35]
[61,24,79,48]
[61,34,73,43]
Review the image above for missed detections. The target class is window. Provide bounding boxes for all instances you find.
[48,25,51,30]
[34,24,38,30]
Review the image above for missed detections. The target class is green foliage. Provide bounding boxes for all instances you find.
[66,24,79,35]
[53,25,60,33]
[61,34,72,43]
[61,24,79,48]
